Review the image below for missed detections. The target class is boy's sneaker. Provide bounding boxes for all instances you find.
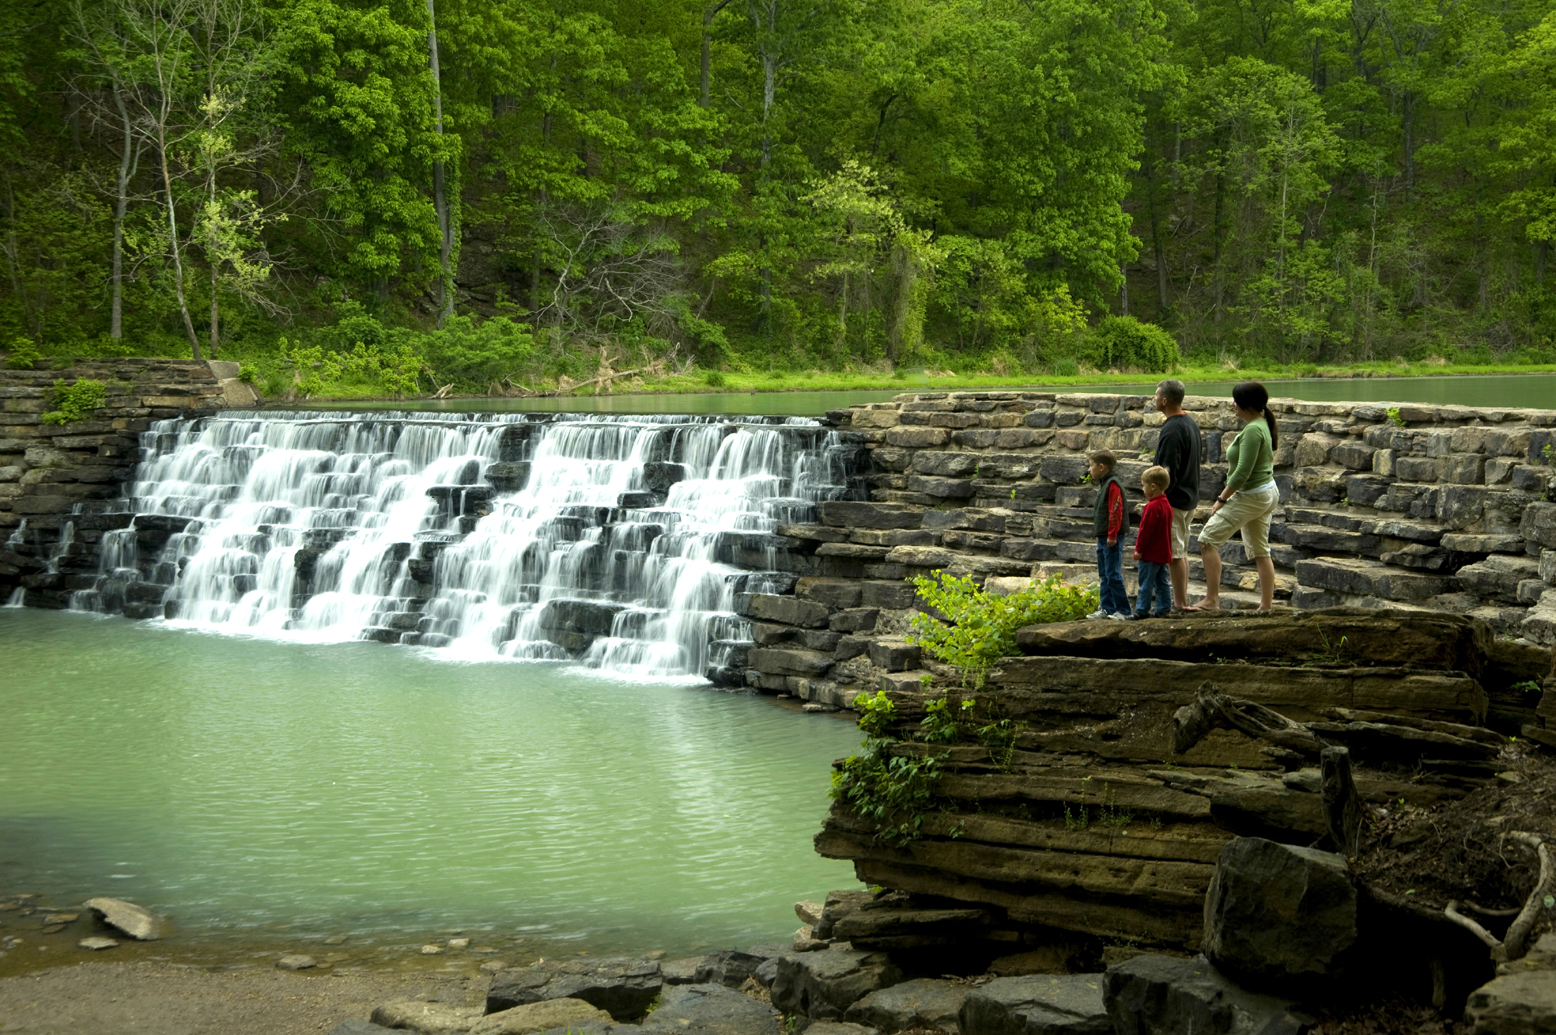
[1107,612,1130,621]
[1085,608,1110,620]
[1128,612,1146,621]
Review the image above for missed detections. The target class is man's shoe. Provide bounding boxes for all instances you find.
[1108,612,1130,621]
[1085,608,1109,620]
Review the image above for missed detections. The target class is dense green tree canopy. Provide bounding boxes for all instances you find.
[1,0,1552,382]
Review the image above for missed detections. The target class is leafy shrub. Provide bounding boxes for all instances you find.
[831,748,944,846]
[1086,316,1178,372]
[703,369,727,388]
[6,336,40,369]
[279,338,422,397]
[420,314,536,388]
[41,378,107,424]
[1049,358,1081,378]
[908,572,1099,687]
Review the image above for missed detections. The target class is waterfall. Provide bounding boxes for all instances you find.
[70,411,860,681]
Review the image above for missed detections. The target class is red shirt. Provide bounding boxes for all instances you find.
[1135,495,1173,564]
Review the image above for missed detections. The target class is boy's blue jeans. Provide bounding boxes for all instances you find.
[1135,560,1172,617]
[1096,540,1129,614]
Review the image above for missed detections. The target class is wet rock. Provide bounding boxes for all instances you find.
[84,897,167,940]
[960,974,1111,1035]
[616,492,661,509]
[770,949,905,1021]
[794,925,830,951]
[845,977,967,1033]
[472,997,612,1035]
[485,461,531,492]
[796,900,825,925]
[487,957,663,1021]
[77,937,118,951]
[1103,956,1310,1035]
[692,949,766,988]
[639,983,781,1034]
[276,954,317,970]
[814,890,873,940]
[370,1000,483,1033]
[643,462,688,494]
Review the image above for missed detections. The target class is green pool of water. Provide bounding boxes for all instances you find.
[302,373,1556,417]
[0,609,861,958]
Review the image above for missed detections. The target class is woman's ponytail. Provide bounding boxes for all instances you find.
[1232,380,1277,449]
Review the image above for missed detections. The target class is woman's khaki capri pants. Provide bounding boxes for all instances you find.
[1197,482,1279,559]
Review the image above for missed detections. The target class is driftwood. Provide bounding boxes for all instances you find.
[1444,832,1553,962]
[1172,684,1326,758]
[534,367,644,398]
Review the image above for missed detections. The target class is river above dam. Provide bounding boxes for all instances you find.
[300,373,1556,416]
[0,607,860,963]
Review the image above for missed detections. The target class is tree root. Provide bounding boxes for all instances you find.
[1443,832,1552,963]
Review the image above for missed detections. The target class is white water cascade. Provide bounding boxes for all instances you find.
[73,411,861,681]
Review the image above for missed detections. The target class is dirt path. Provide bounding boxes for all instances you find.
[0,960,481,1035]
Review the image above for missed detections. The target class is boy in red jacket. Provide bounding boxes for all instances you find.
[1132,466,1174,619]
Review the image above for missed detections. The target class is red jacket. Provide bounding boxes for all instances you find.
[1135,495,1173,564]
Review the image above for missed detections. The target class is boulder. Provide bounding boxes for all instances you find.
[486,958,663,1021]
[692,950,766,988]
[844,977,967,1033]
[1464,971,1556,1035]
[369,1000,484,1034]
[276,954,317,970]
[1103,956,1310,1035]
[471,998,612,1035]
[639,983,781,1034]
[770,950,905,1021]
[484,461,531,492]
[959,974,1111,1035]
[660,957,702,985]
[84,897,167,940]
[1203,838,1358,992]
[643,462,688,494]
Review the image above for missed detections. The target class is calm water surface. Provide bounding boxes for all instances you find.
[301,373,1556,416]
[0,608,859,956]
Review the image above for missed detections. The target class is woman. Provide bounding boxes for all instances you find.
[1197,381,1279,610]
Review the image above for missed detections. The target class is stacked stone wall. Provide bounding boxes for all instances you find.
[0,358,253,604]
[735,390,1556,708]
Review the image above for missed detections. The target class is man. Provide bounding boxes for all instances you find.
[1151,378,1203,610]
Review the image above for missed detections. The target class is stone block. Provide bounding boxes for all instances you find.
[742,594,831,627]
[921,508,1007,532]
[771,951,905,1022]
[867,638,921,671]
[861,581,918,610]
[1203,838,1357,992]
[907,475,976,499]
[1329,443,1376,470]
[1040,456,1091,484]
[748,647,833,677]
[960,975,1111,1035]
[1102,956,1309,1035]
[884,426,950,447]
[1522,503,1556,549]
[1294,558,1446,603]
[640,983,780,1034]
[796,578,865,608]
[1457,556,1542,604]
[1463,971,1556,1035]
[820,501,924,530]
[1441,453,1488,484]
[1395,456,1439,482]
[1293,434,1339,467]
[830,608,879,633]
[910,451,980,477]
[486,957,663,1020]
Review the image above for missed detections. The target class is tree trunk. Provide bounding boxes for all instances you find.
[700,0,733,107]
[110,85,137,342]
[159,140,202,361]
[427,0,453,324]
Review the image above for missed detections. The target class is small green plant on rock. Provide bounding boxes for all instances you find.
[920,694,975,743]
[1386,406,1408,427]
[6,335,40,370]
[833,690,949,846]
[41,378,107,425]
[908,571,1098,688]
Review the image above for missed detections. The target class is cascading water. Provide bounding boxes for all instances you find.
[71,411,861,681]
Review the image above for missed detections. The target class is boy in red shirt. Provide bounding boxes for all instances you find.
[1132,466,1174,619]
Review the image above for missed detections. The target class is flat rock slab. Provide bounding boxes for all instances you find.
[276,954,318,970]
[771,950,905,1021]
[960,974,1112,1035]
[487,957,662,1021]
[77,936,119,950]
[660,957,702,985]
[472,997,612,1034]
[1464,971,1556,1034]
[1204,838,1357,992]
[639,983,781,1035]
[1103,956,1311,1035]
[84,896,168,940]
[369,999,484,1034]
[845,977,967,1033]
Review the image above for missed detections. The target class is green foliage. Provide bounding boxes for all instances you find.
[41,378,107,424]
[1085,316,1179,372]
[6,336,40,369]
[1386,407,1408,427]
[854,690,898,739]
[831,748,944,846]
[908,573,1099,688]
[920,695,975,743]
[703,369,727,388]
[977,718,1022,773]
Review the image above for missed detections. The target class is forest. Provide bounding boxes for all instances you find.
[1,0,1553,394]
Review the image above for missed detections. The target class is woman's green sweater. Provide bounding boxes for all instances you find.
[1225,418,1274,492]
